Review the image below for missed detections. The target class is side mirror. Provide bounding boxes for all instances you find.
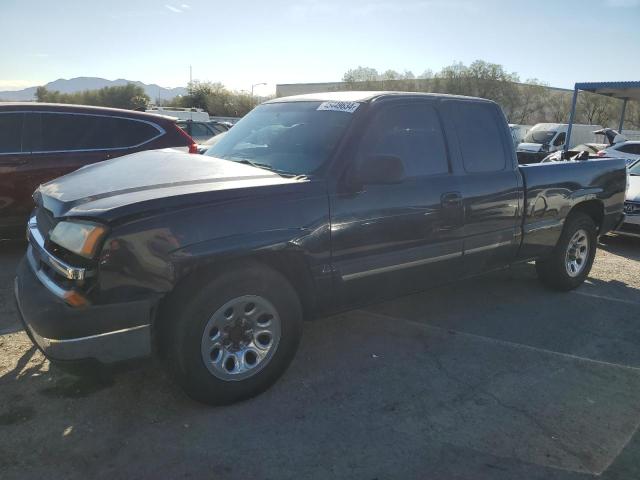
[352,154,405,186]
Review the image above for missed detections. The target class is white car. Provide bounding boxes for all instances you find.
[616,159,640,238]
[598,141,640,166]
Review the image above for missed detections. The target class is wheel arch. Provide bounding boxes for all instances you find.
[567,200,604,232]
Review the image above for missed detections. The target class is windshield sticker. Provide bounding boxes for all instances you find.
[317,101,360,114]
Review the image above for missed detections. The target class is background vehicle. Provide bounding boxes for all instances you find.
[517,123,602,164]
[195,131,228,154]
[616,159,640,237]
[15,92,627,406]
[177,119,230,142]
[0,103,196,238]
[509,124,532,146]
[541,143,607,162]
[145,106,210,122]
[598,140,640,165]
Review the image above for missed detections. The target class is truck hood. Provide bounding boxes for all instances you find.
[38,149,301,221]
[517,143,543,153]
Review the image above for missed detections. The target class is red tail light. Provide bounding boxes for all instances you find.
[597,150,607,157]
[174,123,198,153]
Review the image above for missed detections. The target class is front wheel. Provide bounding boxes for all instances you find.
[535,212,597,291]
[163,263,303,405]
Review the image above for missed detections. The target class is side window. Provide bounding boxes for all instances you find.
[361,103,449,177]
[449,102,507,173]
[553,132,566,146]
[190,122,213,138]
[107,118,161,147]
[38,113,160,151]
[618,144,640,155]
[0,113,24,153]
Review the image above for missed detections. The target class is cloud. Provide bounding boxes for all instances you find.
[181,3,191,9]
[605,0,639,6]
[165,4,183,13]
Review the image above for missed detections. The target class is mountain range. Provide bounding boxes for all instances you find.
[0,77,188,102]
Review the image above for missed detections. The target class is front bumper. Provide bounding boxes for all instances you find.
[615,214,640,238]
[14,256,154,364]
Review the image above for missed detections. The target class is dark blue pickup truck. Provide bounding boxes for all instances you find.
[15,92,627,405]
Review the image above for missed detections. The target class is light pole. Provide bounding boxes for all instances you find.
[251,82,267,99]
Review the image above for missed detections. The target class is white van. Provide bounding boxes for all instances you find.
[516,123,603,163]
[509,124,533,146]
[145,107,210,122]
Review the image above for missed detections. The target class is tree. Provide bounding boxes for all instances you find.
[35,83,150,110]
[342,66,380,83]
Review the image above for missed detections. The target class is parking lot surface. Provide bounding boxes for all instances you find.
[1,236,639,480]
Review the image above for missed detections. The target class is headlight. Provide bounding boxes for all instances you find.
[49,220,108,259]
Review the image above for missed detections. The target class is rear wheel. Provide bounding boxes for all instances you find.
[163,263,303,405]
[535,212,597,291]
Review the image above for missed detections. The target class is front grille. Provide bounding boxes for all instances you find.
[624,202,640,216]
[36,207,57,239]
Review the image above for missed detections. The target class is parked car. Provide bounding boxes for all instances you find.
[597,141,640,165]
[195,131,228,154]
[540,143,608,162]
[616,159,640,237]
[177,120,230,142]
[15,92,627,405]
[517,123,603,164]
[0,103,197,238]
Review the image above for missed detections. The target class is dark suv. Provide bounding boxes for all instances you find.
[0,103,197,237]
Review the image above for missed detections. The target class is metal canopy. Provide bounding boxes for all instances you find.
[574,81,640,102]
[565,81,640,153]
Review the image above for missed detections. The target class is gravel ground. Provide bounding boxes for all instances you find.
[0,235,639,480]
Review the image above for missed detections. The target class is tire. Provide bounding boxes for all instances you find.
[535,212,597,291]
[162,262,303,405]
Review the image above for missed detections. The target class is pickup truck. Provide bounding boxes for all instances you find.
[15,92,627,405]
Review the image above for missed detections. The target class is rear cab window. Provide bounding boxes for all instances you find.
[447,101,509,173]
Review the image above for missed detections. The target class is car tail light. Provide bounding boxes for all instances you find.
[597,150,607,157]
[175,123,198,154]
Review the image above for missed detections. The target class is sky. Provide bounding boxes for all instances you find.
[1,0,639,95]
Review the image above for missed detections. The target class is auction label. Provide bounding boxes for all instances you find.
[317,101,360,113]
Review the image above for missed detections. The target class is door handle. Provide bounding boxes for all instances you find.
[441,192,462,207]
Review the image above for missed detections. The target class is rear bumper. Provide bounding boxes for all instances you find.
[14,257,154,364]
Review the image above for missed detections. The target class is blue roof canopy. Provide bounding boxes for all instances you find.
[574,81,640,102]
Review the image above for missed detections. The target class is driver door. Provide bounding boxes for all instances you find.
[329,99,465,307]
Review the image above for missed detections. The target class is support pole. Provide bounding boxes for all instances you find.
[618,98,628,133]
[565,87,579,156]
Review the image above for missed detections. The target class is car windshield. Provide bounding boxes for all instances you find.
[524,128,557,144]
[630,160,640,175]
[205,101,356,176]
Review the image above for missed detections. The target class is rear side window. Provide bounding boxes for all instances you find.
[0,113,24,153]
[618,144,640,155]
[449,102,507,173]
[36,113,161,152]
[190,122,213,138]
[361,103,449,177]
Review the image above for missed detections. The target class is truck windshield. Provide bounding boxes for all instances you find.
[524,129,557,144]
[205,101,356,176]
